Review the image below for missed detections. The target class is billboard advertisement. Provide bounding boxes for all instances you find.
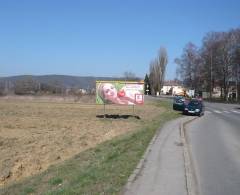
[96,81,144,105]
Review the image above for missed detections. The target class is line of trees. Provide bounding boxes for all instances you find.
[175,28,240,101]
[0,79,89,96]
[147,47,168,95]
[123,71,141,81]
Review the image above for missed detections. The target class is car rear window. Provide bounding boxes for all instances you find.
[189,101,200,106]
[175,98,184,103]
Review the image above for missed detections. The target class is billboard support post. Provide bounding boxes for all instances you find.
[103,103,106,118]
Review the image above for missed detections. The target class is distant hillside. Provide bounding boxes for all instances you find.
[0,75,141,90]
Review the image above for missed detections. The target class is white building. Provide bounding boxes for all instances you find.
[161,80,184,96]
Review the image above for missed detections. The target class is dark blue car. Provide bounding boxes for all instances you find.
[173,96,186,111]
[183,99,204,116]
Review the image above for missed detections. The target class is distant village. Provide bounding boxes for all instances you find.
[0,75,238,102]
[160,80,236,101]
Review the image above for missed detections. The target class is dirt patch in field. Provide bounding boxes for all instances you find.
[0,96,163,185]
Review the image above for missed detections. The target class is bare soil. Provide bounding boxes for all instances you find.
[0,95,163,186]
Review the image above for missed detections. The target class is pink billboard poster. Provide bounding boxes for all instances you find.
[96,81,144,105]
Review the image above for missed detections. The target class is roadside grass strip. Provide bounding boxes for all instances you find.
[0,100,180,195]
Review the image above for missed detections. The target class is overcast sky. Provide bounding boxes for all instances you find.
[0,0,240,79]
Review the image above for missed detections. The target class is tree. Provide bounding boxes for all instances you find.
[149,47,168,95]
[200,32,222,98]
[14,77,39,95]
[176,27,240,101]
[123,71,136,81]
[175,42,202,91]
[144,74,151,95]
[233,45,240,101]
[0,81,5,96]
[229,28,240,101]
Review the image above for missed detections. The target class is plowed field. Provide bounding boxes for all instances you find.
[0,96,163,185]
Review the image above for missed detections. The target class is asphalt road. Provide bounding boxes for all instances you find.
[186,102,240,195]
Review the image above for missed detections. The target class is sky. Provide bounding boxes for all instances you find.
[0,0,240,79]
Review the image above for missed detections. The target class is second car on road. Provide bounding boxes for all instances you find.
[183,99,204,116]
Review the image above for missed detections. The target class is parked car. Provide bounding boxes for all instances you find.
[183,99,204,116]
[173,96,186,111]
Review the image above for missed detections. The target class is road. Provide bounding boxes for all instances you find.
[186,102,240,195]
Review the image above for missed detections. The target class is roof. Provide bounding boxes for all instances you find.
[163,80,183,86]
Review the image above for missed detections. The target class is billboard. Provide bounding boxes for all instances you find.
[96,81,144,105]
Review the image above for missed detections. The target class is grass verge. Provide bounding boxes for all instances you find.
[0,100,180,195]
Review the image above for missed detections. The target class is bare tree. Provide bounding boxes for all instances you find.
[158,47,168,90]
[200,32,223,98]
[123,71,137,81]
[176,27,240,101]
[230,28,240,101]
[0,81,5,96]
[175,43,202,91]
[149,47,168,95]
[233,45,240,101]
[14,77,39,95]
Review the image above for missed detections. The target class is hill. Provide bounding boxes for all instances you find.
[0,75,141,94]
[0,75,132,89]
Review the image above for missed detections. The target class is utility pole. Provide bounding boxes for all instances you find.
[210,51,213,99]
[146,84,149,95]
[236,64,239,102]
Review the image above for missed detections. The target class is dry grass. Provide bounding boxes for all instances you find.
[0,96,164,186]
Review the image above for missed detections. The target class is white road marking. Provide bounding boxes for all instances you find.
[223,111,230,114]
[231,110,240,114]
[205,111,212,114]
[205,108,240,115]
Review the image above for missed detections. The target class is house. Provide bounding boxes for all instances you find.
[161,80,184,96]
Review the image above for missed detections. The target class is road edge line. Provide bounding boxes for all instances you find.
[181,117,198,195]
